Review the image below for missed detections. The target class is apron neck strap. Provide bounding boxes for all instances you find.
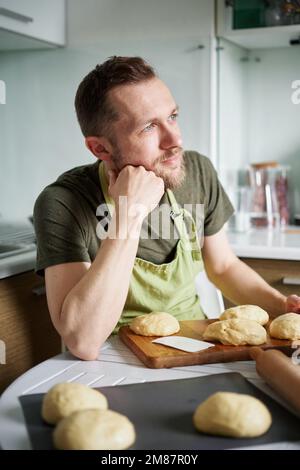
[166,188,181,215]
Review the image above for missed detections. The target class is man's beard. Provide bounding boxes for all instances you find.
[111,145,186,191]
[154,149,186,190]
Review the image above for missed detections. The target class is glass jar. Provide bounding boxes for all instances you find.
[248,164,290,229]
[282,0,300,25]
[275,166,290,225]
[232,186,252,232]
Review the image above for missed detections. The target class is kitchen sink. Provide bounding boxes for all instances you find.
[0,219,36,278]
[0,243,36,259]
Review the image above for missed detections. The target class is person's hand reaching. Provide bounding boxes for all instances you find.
[286,295,300,314]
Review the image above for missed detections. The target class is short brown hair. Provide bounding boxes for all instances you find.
[75,56,156,137]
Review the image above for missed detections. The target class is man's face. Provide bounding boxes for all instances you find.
[107,77,185,190]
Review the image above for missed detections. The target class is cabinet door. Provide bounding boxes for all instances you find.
[0,0,65,46]
[242,258,300,298]
[223,258,300,311]
[0,270,61,393]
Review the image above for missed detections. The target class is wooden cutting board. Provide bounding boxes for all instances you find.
[119,319,293,369]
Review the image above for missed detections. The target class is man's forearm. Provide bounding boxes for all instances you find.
[210,258,286,318]
[60,210,143,359]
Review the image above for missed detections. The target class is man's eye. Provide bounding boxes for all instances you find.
[143,123,155,132]
[170,113,179,121]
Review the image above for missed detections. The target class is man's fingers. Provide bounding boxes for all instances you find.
[286,295,300,314]
[289,295,300,306]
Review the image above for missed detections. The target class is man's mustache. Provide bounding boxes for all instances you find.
[112,147,184,174]
[158,147,183,163]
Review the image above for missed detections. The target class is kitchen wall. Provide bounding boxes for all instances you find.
[0,0,215,220]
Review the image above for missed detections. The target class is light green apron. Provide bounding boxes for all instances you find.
[98,162,205,332]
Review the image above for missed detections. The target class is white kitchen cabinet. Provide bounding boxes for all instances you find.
[217,0,300,49]
[0,0,65,50]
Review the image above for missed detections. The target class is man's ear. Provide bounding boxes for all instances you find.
[85,136,113,161]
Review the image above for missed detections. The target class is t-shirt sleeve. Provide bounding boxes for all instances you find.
[33,185,91,277]
[202,157,235,236]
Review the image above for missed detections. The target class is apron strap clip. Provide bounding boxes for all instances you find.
[170,209,182,220]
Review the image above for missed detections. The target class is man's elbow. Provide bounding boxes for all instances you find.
[64,337,100,361]
[71,347,99,361]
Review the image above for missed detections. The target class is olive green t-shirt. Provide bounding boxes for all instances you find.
[33,151,234,276]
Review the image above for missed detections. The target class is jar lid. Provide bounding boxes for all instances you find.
[250,161,278,169]
[249,164,290,173]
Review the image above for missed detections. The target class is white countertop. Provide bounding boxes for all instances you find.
[227,226,300,261]
[0,226,299,281]
[0,336,299,450]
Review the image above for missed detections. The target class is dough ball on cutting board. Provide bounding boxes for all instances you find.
[220,305,269,326]
[53,409,136,450]
[269,313,300,340]
[193,392,272,438]
[42,382,108,425]
[129,311,180,336]
[203,318,267,346]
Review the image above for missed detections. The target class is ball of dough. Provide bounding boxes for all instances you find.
[129,311,180,336]
[203,319,267,346]
[53,409,136,450]
[220,305,269,326]
[193,392,272,438]
[42,382,108,425]
[270,313,300,340]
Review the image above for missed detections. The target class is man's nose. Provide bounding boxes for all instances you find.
[160,124,182,149]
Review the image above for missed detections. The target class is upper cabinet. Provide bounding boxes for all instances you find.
[217,0,300,49]
[0,0,65,50]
